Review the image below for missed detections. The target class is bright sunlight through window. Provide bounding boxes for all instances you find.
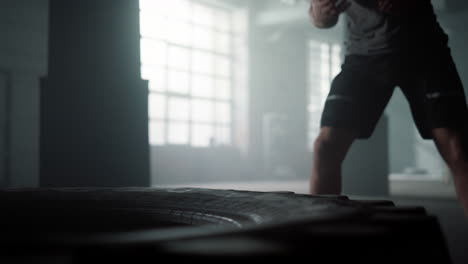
[308,40,342,150]
[140,0,247,148]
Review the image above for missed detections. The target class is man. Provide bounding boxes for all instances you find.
[309,0,468,216]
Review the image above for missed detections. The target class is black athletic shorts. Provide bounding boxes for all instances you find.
[320,45,468,139]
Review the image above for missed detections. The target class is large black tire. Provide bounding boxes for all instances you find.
[0,188,451,262]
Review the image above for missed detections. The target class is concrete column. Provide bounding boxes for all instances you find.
[40,0,149,187]
[343,115,390,196]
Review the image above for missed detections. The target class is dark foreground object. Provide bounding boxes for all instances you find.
[0,188,451,262]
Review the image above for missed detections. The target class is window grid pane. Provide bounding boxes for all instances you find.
[193,27,214,50]
[140,0,239,147]
[308,40,342,150]
[140,39,167,66]
[191,99,214,123]
[168,122,189,145]
[215,102,231,124]
[191,124,214,147]
[168,97,190,121]
[149,93,166,120]
[215,78,231,100]
[215,125,231,145]
[214,10,232,32]
[168,46,190,71]
[168,70,190,94]
[193,3,214,27]
[143,66,166,92]
[192,74,214,98]
[192,50,214,75]
[149,121,166,146]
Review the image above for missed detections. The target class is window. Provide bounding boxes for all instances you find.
[140,0,247,148]
[307,40,342,150]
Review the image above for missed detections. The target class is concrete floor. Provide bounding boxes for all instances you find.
[157,180,468,264]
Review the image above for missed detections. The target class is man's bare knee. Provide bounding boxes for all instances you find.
[313,127,358,162]
[313,133,335,158]
[433,127,468,166]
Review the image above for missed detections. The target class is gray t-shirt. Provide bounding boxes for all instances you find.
[344,0,447,55]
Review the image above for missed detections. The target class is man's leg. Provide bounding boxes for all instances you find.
[310,126,359,195]
[432,127,468,216]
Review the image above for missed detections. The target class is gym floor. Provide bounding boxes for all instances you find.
[157,180,468,264]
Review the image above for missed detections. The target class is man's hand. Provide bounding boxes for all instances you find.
[309,0,351,29]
